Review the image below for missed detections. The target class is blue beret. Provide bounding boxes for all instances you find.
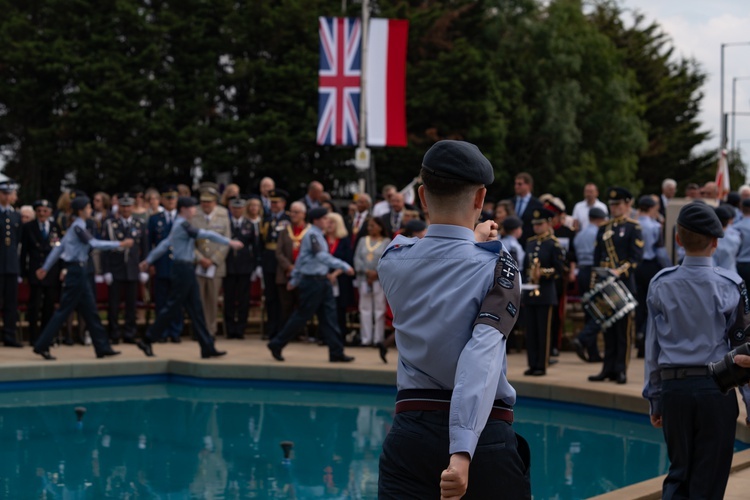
[637,195,656,209]
[502,215,523,232]
[714,204,734,225]
[422,140,494,185]
[177,196,197,210]
[404,219,427,234]
[588,207,607,220]
[607,187,632,202]
[71,196,90,212]
[678,203,723,238]
[308,207,329,222]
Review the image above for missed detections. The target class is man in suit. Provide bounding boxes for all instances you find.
[0,179,22,347]
[101,194,149,344]
[20,199,62,346]
[381,192,406,236]
[350,193,371,242]
[224,197,260,339]
[658,178,676,222]
[191,186,231,337]
[147,185,182,342]
[512,172,544,247]
[259,189,291,338]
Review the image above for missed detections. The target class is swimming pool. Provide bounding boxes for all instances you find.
[0,376,741,499]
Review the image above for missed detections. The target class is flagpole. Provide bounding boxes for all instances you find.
[358,0,370,195]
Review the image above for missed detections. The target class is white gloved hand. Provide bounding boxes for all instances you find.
[103,273,113,285]
[94,274,104,284]
[251,266,263,282]
[17,276,23,284]
[139,272,149,284]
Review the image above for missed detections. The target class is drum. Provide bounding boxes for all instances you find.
[581,275,637,329]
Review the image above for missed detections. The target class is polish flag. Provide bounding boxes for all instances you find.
[716,149,730,199]
[366,19,408,147]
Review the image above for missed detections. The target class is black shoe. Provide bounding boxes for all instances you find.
[330,354,355,363]
[588,372,616,382]
[550,347,559,357]
[377,342,388,363]
[549,358,558,365]
[136,339,154,357]
[268,344,284,362]
[122,337,136,345]
[524,368,545,376]
[4,340,23,348]
[201,350,227,359]
[572,339,588,362]
[110,338,120,345]
[616,372,627,384]
[33,348,56,361]
[96,349,121,359]
[62,338,75,346]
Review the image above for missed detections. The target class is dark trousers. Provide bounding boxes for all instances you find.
[27,284,59,345]
[263,272,281,337]
[525,304,553,371]
[635,259,661,335]
[154,277,183,340]
[601,313,632,374]
[108,280,137,341]
[577,266,601,359]
[34,266,111,355]
[223,274,251,338]
[267,276,344,358]
[661,376,738,499]
[145,261,216,354]
[378,411,530,499]
[0,274,18,343]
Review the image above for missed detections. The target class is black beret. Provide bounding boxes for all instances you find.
[606,187,632,203]
[404,219,427,234]
[177,196,197,210]
[677,203,724,238]
[714,205,733,225]
[32,199,51,210]
[422,140,494,186]
[531,207,555,223]
[637,195,656,209]
[742,198,750,208]
[502,215,523,232]
[71,196,90,212]
[0,179,19,193]
[588,207,607,220]
[308,207,329,222]
[726,191,740,207]
[269,189,289,201]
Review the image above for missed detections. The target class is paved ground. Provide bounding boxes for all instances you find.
[1,336,749,499]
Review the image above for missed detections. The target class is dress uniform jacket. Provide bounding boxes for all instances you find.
[592,214,643,294]
[0,207,21,275]
[191,209,231,278]
[260,212,292,275]
[226,217,259,275]
[102,216,148,281]
[523,232,566,306]
[275,224,309,285]
[21,219,62,286]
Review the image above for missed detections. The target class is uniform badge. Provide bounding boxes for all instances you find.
[619,228,625,238]
[602,229,613,241]
[497,253,518,289]
[610,190,617,199]
[533,210,540,219]
[157,220,163,226]
[506,302,517,317]
[734,328,746,342]
[741,282,750,314]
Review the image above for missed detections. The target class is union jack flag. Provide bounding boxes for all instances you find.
[317,17,361,146]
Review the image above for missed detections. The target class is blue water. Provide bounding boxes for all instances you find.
[0,377,742,499]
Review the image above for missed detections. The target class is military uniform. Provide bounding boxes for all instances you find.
[377,141,529,499]
[224,199,260,339]
[101,197,149,343]
[0,180,21,347]
[643,203,750,499]
[148,202,183,341]
[522,209,566,376]
[589,187,643,384]
[259,189,291,338]
[634,196,666,356]
[20,200,62,345]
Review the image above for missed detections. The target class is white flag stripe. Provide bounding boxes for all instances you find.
[366,19,389,147]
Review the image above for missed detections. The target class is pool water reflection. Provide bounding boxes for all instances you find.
[0,378,738,499]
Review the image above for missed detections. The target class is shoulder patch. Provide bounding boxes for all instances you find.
[73,225,93,244]
[181,221,199,238]
[475,239,503,255]
[311,233,322,254]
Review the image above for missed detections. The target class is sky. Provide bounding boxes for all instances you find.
[621,0,750,156]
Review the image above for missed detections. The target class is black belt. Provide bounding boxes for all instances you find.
[661,366,709,380]
[395,389,513,423]
[63,261,86,268]
[301,274,327,281]
[174,260,194,265]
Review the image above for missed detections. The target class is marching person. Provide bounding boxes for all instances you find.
[20,199,62,346]
[0,179,22,348]
[589,187,643,384]
[102,194,149,344]
[224,197,260,339]
[266,208,356,363]
[643,203,750,499]
[522,207,566,376]
[377,141,529,499]
[32,195,132,360]
[136,196,243,359]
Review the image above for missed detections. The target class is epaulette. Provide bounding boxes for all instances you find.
[527,234,540,243]
[381,235,418,258]
[475,239,503,255]
[651,265,679,283]
[714,266,744,287]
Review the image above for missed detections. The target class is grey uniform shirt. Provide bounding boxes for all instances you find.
[146,215,230,264]
[42,217,121,272]
[378,224,517,458]
[643,256,750,416]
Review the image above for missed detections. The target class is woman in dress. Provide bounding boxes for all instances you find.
[324,212,354,343]
[353,217,391,346]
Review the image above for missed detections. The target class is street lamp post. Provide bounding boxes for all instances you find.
[720,42,750,148]
[732,76,750,152]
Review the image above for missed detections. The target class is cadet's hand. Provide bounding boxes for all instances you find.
[474,220,498,242]
[286,282,296,291]
[440,453,470,499]
[345,267,355,277]
[650,414,663,428]
[138,261,149,273]
[609,268,622,278]
[36,268,47,281]
[120,238,134,248]
[735,354,750,369]
[199,257,212,269]
[229,239,244,250]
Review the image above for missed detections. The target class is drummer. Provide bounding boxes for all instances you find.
[588,187,643,385]
[522,207,566,376]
